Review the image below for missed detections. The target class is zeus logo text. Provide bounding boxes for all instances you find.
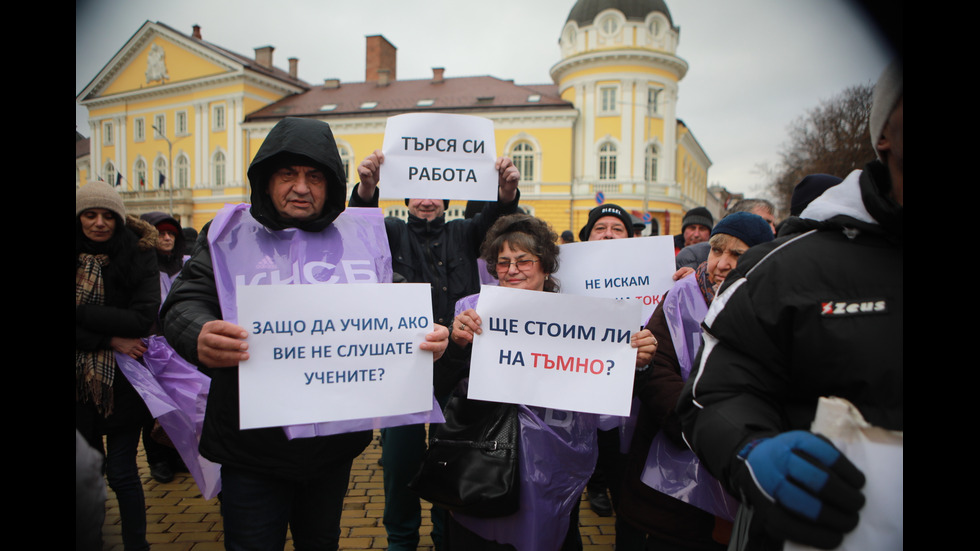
[820,300,887,316]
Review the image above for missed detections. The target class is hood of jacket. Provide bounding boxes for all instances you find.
[247,117,347,232]
[139,211,186,255]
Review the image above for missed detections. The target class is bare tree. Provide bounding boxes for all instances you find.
[768,84,875,213]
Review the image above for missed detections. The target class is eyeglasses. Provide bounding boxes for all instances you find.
[495,259,539,272]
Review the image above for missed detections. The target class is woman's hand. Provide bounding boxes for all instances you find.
[632,329,658,368]
[419,324,450,362]
[673,267,694,281]
[451,309,482,347]
[111,337,147,360]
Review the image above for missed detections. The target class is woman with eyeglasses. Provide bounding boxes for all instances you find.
[441,214,652,551]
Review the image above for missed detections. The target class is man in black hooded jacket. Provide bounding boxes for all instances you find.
[676,62,902,550]
[162,118,448,551]
[351,149,519,551]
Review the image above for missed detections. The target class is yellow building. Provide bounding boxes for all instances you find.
[77,1,710,237]
[76,21,309,230]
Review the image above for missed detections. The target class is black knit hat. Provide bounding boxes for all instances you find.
[790,174,842,216]
[579,203,633,241]
[682,207,714,232]
[711,212,774,248]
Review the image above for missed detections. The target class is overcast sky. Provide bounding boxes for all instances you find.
[76,0,892,196]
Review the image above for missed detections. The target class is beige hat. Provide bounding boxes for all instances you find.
[76,181,126,221]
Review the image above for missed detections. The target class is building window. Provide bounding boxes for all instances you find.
[385,206,409,220]
[599,86,618,114]
[104,162,117,186]
[599,143,617,181]
[135,159,148,189]
[649,19,661,37]
[213,151,226,187]
[648,88,663,116]
[154,157,168,189]
[599,14,620,36]
[176,111,188,135]
[103,121,114,146]
[339,147,352,184]
[154,114,166,139]
[645,145,659,182]
[176,155,189,189]
[212,104,226,131]
[512,142,535,182]
[134,117,145,142]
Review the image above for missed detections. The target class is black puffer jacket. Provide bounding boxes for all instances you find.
[161,118,371,480]
[349,184,519,395]
[676,160,903,549]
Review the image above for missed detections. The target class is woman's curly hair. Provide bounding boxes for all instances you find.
[480,214,560,292]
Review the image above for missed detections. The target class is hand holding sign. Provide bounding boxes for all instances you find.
[495,157,519,203]
[197,320,250,368]
[451,308,483,347]
[355,149,385,201]
[420,323,450,361]
[632,328,658,368]
[357,146,520,204]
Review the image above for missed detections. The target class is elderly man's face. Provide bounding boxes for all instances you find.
[267,166,327,221]
[683,224,711,246]
[408,199,445,221]
[750,206,777,235]
[589,216,630,240]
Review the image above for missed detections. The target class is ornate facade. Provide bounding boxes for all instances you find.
[77,1,710,236]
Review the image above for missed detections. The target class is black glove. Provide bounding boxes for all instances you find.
[736,430,866,549]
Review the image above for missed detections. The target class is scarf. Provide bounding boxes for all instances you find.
[76,253,115,416]
[695,260,715,307]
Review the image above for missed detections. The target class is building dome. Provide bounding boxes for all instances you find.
[566,0,674,27]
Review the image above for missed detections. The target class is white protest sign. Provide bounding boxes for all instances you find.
[467,285,641,416]
[236,283,435,429]
[555,235,675,325]
[379,113,498,201]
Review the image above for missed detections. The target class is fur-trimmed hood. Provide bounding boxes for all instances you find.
[126,215,158,252]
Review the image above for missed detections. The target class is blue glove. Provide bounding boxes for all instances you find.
[737,431,865,549]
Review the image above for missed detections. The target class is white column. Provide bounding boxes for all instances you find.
[90,121,100,181]
[663,84,678,188]
[229,97,241,187]
[620,79,633,185]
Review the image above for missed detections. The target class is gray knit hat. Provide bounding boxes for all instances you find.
[76,180,126,221]
[870,60,903,161]
[682,207,714,232]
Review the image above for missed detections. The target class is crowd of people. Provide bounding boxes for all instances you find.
[77,61,902,551]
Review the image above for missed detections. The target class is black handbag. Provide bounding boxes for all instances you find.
[409,394,520,517]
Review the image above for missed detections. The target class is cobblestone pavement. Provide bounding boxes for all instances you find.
[101,431,617,550]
